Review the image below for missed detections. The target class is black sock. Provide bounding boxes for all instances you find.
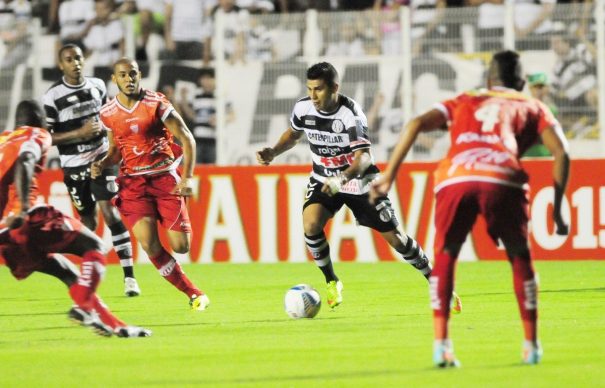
[108,222,135,279]
[305,232,338,283]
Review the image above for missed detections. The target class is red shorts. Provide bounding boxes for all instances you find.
[434,182,529,254]
[0,205,83,280]
[114,171,192,232]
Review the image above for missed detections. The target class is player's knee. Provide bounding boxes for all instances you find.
[303,221,324,236]
[171,240,190,254]
[81,213,98,232]
[139,239,162,256]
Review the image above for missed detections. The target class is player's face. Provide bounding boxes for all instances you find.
[307,79,337,112]
[59,47,85,85]
[113,62,141,97]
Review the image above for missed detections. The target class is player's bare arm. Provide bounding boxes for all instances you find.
[91,131,121,179]
[50,118,104,145]
[6,151,36,229]
[321,149,372,197]
[164,109,196,196]
[370,108,446,203]
[256,128,304,166]
[540,124,571,235]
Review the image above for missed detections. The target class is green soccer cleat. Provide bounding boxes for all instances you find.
[326,280,343,309]
[190,294,210,311]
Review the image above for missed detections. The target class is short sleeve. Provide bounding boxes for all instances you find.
[41,93,58,132]
[347,110,371,152]
[289,102,304,131]
[434,96,460,122]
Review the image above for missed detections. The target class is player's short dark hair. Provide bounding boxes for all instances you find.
[199,67,215,79]
[490,50,525,91]
[112,57,138,73]
[306,62,339,88]
[15,100,46,128]
[58,43,83,59]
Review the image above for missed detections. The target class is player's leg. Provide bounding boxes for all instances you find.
[63,171,99,231]
[484,186,540,364]
[132,216,207,310]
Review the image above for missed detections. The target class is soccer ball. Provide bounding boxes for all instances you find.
[284,284,321,319]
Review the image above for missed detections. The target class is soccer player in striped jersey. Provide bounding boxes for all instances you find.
[91,58,209,311]
[257,62,460,312]
[42,44,141,297]
[371,51,570,367]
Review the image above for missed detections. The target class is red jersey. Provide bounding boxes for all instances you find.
[433,87,559,193]
[99,89,182,176]
[0,126,52,217]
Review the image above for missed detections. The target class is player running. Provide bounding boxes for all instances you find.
[0,100,150,338]
[42,44,141,297]
[91,58,209,311]
[371,50,570,367]
[257,62,461,311]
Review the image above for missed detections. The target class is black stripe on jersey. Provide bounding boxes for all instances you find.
[57,135,105,155]
[50,113,97,133]
[338,94,360,116]
[54,88,97,111]
[299,115,347,133]
[312,161,380,176]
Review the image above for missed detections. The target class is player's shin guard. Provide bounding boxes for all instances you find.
[109,222,135,278]
[397,235,432,278]
[430,252,457,340]
[69,250,106,310]
[511,256,538,342]
[150,249,201,298]
[305,232,338,283]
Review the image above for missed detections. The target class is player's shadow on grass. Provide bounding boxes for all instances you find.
[463,287,605,297]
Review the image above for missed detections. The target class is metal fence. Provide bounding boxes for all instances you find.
[1,1,603,164]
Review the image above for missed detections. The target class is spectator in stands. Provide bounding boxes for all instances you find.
[83,0,125,67]
[373,0,406,55]
[410,0,455,55]
[524,72,556,157]
[179,68,234,164]
[324,17,366,57]
[0,0,32,69]
[115,0,163,61]
[211,0,249,65]
[164,0,214,63]
[514,0,555,51]
[247,16,275,61]
[56,0,95,59]
[467,0,504,51]
[549,30,598,138]
[237,0,275,14]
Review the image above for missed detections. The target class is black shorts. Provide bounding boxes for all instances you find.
[63,164,119,216]
[303,177,399,233]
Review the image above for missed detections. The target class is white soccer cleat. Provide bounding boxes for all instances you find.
[68,306,113,337]
[189,294,210,311]
[124,277,141,297]
[522,340,543,365]
[115,326,152,338]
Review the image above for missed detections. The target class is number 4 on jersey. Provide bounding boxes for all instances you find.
[474,104,501,133]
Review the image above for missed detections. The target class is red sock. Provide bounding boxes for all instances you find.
[511,256,538,342]
[430,252,457,340]
[68,251,106,310]
[90,294,125,329]
[150,249,202,298]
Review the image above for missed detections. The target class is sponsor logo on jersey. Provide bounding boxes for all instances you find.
[319,153,354,168]
[305,119,315,125]
[130,124,139,133]
[67,95,79,103]
[307,132,344,144]
[331,120,344,133]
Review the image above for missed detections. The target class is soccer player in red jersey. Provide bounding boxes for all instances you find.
[0,100,150,337]
[91,58,209,311]
[371,51,570,367]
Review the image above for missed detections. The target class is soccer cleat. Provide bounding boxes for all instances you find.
[124,277,141,297]
[326,280,343,309]
[115,326,152,338]
[189,294,210,311]
[433,340,461,368]
[68,306,113,337]
[522,340,543,365]
[450,291,462,314]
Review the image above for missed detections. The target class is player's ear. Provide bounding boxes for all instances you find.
[332,83,339,94]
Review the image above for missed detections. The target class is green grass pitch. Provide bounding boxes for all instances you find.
[0,261,603,387]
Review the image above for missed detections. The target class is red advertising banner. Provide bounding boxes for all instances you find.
[21,160,605,263]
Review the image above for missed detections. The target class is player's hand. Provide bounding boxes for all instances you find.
[173,177,195,197]
[256,147,275,166]
[91,160,104,179]
[553,212,569,236]
[80,119,103,140]
[369,177,391,205]
[321,176,347,197]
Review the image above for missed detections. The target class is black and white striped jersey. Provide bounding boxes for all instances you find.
[290,94,380,195]
[42,77,108,168]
